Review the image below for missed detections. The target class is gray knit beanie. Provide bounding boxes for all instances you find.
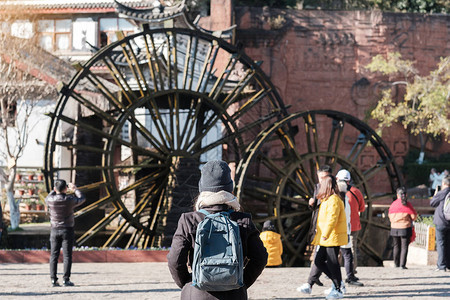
[199,160,234,193]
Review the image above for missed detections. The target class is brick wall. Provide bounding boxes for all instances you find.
[205,4,450,163]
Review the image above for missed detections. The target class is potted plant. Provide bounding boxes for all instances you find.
[27,173,35,181]
[22,198,33,210]
[35,199,44,211]
[16,184,27,196]
[27,186,35,195]
[37,174,44,181]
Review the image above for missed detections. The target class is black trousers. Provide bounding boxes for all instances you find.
[50,227,74,281]
[314,246,342,289]
[340,247,355,278]
[392,235,409,267]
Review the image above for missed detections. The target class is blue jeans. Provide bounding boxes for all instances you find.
[435,226,450,270]
[50,227,74,281]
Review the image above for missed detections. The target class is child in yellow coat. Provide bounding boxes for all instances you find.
[260,220,283,267]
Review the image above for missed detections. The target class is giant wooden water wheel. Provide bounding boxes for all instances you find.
[235,110,403,266]
[44,26,288,248]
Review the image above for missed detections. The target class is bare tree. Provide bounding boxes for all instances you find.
[0,11,57,229]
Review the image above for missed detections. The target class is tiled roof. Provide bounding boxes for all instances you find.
[116,0,186,21]
[0,0,147,10]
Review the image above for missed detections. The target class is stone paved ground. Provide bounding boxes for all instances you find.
[1,262,449,299]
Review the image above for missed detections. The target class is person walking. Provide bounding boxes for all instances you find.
[429,168,439,196]
[309,175,348,299]
[430,176,450,271]
[336,169,365,286]
[260,220,283,267]
[388,187,417,269]
[45,179,85,287]
[297,165,333,294]
[167,160,268,300]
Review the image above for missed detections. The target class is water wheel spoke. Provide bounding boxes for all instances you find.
[69,92,119,124]
[195,40,215,92]
[187,35,199,91]
[100,57,136,106]
[120,38,149,96]
[75,194,115,218]
[278,210,310,220]
[363,162,388,181]
[117,170,168,196]
[167,94,176,148]
[242,186,277,203]
[347,133,369,164]
[104,221,132,247]
[208,53,238,100]
[164,32,173,89]
[125,113,169,153]
[200,42,220,94]
[179,97,202,150]
[126,228,145,249]
[54,113,163,160]
[174,93,182,149]
[76,208,122,245]
[76,181,109,193]
[54,141,107,154]
[131,182,163,215]
[146,33,165,91]
[326,118,344,165]
[181,35,193,89]
[303,113,320,178]
[193,115,274,158]
[222,69,256,107]
[231,89,271,122]
[286,176,310,199]
[185,111,224,153]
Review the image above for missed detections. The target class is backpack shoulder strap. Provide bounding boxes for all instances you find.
[198,209,210,216]
[348,186,360,206]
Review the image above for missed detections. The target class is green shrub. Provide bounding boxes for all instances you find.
[402,149,450,187]
[415,216,434,227]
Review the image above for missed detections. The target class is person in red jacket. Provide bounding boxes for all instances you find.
[389,187,417,269]
[336,169,365,286]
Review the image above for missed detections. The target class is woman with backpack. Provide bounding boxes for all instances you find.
[167,160,268,300]
[388,187,418,269]
[310,175,348,299]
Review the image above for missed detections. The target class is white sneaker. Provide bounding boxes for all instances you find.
[324,281,346,295]
[326,286,344,299]
[296,283,312,294]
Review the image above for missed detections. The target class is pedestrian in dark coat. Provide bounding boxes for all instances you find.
[167,160,268,300]
[430,176,450,271]
[46,179,85,287]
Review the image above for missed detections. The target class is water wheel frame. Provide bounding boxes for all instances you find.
[235,110,403,266]
[44,26,289,248]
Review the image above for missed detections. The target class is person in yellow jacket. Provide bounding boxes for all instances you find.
[260,220,283,267]
[311,175,348,299]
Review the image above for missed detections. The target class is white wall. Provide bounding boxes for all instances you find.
[15,100,56,168]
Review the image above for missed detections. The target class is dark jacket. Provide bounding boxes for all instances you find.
[167,204,268,300]
[430,187,450,228]
[45,190,85,228]
[307,184,320,244]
